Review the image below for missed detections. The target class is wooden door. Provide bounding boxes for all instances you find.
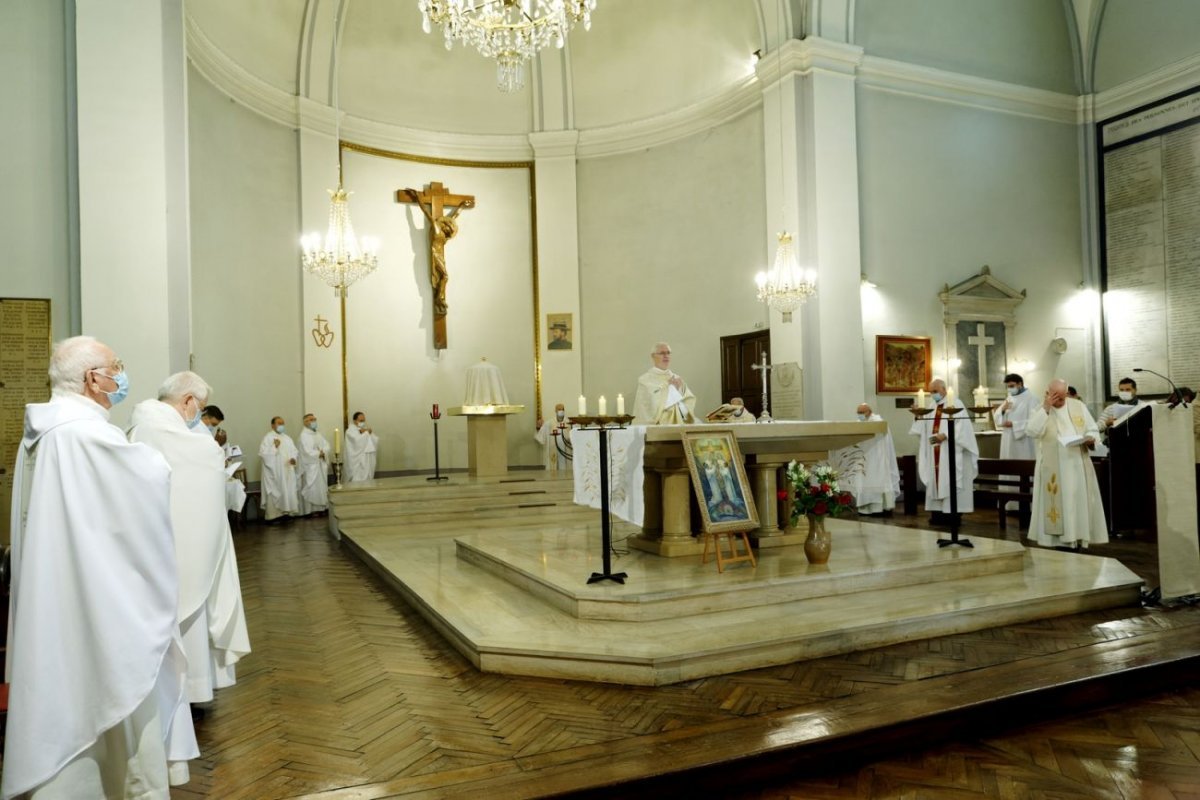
[719,330,770,418]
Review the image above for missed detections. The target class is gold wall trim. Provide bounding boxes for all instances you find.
[339,141,543,421]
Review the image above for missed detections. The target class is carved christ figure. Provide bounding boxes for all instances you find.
[397,182,475,349]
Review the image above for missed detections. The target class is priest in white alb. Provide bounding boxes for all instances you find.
[4,336,197,799]
[259,415,300,522]
[298,412,332,516]
[632,341,697,425]
[534,403,572,472]
[993,373,1039,460]
[841,402,900,514]
[910,378,978,519]
[345,410,379,482]
[129,371,252,707]
[1024,378,1108,549]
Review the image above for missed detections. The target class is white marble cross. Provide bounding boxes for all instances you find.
[967,322,995,388]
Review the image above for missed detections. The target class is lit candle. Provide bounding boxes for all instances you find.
[598,395,607,416]
[617,393,625,415]
[916,389,926,409]
[945,387,956,407]
[578,395,587,415]
[333,428,341,457]
[973,386,988,409]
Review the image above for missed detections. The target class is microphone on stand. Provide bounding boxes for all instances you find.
[1133,368,1188,408]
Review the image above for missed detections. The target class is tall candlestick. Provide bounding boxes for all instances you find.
[617,393,625,415]
[598,395,607,416]
[578,395,587,415]
[916,389,926,409]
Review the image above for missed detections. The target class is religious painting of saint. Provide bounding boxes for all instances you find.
[875,335,933,394]
[547,313,573,351]
[681,430,759,533]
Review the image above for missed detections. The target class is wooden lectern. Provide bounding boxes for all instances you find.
[1106,405,1156,535]
[447,405,525,477]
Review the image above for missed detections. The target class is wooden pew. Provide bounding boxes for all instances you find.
[897,454,918,516]
[974,458,1035,530]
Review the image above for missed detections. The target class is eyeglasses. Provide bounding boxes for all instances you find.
[653,350,671,356]
[90,359,124,374]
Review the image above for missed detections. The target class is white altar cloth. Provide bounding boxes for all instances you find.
[572,427,647,526]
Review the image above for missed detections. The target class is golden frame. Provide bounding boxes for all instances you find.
[875,335,932,394]
[681,430,759,533]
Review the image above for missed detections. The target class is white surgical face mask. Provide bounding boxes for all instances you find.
[275,425,286,434]
[733,407,744,416]
[1118,390,1133,402]
[356,420,366,429]
[307,421,318,431]
[554,410,565,422]
[857,413,868,421]
[1006,386,1019,396]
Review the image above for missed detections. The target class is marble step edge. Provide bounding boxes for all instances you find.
[455,538,1027,622]
[332,510,603,533]
[342,535,1142,686]
[330,482,575,504]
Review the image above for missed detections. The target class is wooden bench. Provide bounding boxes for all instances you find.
[897,454,919,516]
[973,458,1035,530]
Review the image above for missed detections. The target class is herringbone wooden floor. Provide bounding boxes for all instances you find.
[159,509,1200,800]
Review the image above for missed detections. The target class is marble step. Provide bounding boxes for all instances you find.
[342,523,1143,686]
[331,474,571,504]
[456,519,1028,621]
[331,490,578,520]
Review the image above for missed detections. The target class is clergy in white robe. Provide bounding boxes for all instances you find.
[129,372,251,706]
[632,341,697,425]
[259,416,300,521]
[534,404,572,472]
[909,379,978,515]
[1025,378,1108,549]
[193,403,247,512]
[345,411,379,482]
[298,413,332,515]
[992,373,1039,460]
[844,404,900,514]
[4,336,197,799]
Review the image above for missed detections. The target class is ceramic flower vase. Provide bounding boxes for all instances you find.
[804,514,832,565]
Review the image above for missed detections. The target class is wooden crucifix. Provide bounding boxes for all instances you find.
[396,181,475,349]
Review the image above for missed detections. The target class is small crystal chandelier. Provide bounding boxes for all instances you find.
[755,232,817,323]
[418,0,597,93]
[301,183,379,296]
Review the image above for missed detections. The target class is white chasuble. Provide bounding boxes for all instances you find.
[298,428,331,513]
[5,393,197,799]
[1025,399,1108,548]
[909,400,978,513]
[632,367,696,425]
[259,430,300,518]
[830,415,900,514]
[129,399,251,703]
[344,426,379,482]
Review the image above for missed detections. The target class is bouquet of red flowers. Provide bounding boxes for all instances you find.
[783,461,854,525]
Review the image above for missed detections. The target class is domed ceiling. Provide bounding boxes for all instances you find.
[187,0,762,136]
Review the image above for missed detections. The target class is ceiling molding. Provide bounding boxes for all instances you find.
[576,73,762,159]
[186,13,299,128]
[1088,51,1200,123]
[858,56,1078,125]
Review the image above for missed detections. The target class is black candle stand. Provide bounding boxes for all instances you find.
[427,408,449,482]
[571,415,634,584]
[911,405,972,548]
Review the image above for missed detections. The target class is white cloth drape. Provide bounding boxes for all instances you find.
[464,359,510,405]
[572,427,646,526]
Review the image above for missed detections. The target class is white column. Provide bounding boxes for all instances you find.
[759,37,865,420]
[75,0,191,419]
[528,131,583,418]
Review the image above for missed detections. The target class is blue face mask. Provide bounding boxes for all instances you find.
[94,369,129,405]
[187,404,203,429]
[275,425,286,434]
[932,392,945,404]
[857,413,868,421]
[206,423,218,434]
[307,421,318,431]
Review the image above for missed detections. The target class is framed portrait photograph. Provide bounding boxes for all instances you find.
[681,430,759,533]
[546,312,573,351]
[875,335,932,394]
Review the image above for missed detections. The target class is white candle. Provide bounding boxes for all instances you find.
[945,387,956,407]
[916,389,926,409]
[973,386,988,408]
[617,393,625,415]
[598,395,607,416]
[578,395,586,415]
[333,428,341,457]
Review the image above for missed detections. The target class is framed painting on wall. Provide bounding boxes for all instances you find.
[875,335,932,394]
[681,430,759,533]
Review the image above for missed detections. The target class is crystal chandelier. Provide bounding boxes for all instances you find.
[301,184,379,296]
[755,232,817,323]
[418,0,597,92]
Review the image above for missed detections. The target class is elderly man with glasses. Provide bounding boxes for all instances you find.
[4,336,197,798]
[632,341,697,425]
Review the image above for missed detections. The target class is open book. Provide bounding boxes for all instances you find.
[706,403,740,422]
[1058,433,1086,448]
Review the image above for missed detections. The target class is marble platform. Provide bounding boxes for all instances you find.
[338,509,1143,686]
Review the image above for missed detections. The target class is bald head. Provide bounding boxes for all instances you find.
[929,378,946,395]
[1046,378,1068,408]
[856,403,872,417]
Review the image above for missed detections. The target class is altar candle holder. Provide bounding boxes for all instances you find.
[568,414,635,585]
